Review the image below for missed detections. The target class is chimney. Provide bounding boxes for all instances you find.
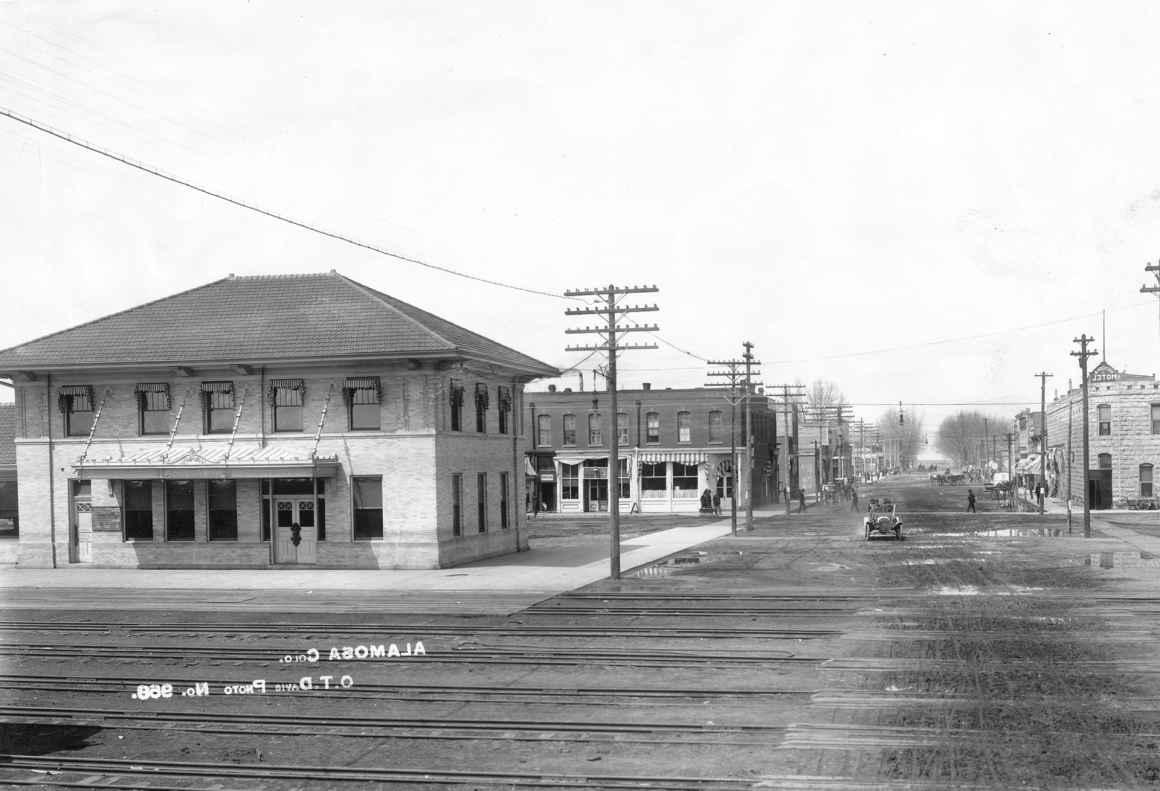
[642,383,651,391]
[548,384,557,393]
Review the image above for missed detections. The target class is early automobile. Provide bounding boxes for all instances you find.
[864,498,903,540]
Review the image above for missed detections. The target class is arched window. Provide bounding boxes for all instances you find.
[1141,464,1154,498]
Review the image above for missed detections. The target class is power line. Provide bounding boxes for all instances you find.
[0,106,566,300]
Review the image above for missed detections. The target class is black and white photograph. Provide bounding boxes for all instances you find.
[4,2,1160,788]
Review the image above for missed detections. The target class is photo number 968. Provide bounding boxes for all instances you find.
[132,683,173,700]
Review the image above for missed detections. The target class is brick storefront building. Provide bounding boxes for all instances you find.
[1043,361,1160,509]
[526,385,778,514]
[0,273,557,569]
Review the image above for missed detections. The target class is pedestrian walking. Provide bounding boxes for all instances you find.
[712,491,721,517]
[1036,483,1045,509]
[967,489,977,513]
[797,488,806,513]
[850,488,859,511]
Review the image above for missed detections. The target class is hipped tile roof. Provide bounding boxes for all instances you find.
[0,273,558,376]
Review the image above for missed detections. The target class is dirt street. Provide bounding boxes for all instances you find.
[2,475,1159,788]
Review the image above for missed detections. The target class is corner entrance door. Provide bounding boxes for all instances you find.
[273,499,317,564]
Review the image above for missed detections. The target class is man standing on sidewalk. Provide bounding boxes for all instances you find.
[967,489,977,513]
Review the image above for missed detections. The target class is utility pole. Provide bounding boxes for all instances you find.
[1141,261,1160,338]
[1006,431,1014,485]
[770,384,806,516]
[1035,371,1053,515]
[1071,335,1098,538]
[707,358,756,535]
[742,342,759,531]
[565,284,659,579]
[1067,384,1074,535]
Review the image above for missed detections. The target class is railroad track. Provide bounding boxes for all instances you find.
[0,672,811,704]
[0,703,787,745]
[0,619,840,639]
[0,755,757,790]
[0,643,810,666]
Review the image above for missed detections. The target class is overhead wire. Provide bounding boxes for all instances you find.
[0,106,568,300]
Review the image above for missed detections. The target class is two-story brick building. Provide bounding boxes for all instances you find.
[525,384,777,514]
[0,272,557,569]
[1043,361,1160,509]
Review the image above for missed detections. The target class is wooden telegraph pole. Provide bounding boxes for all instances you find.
[1071,335,1097,538]
[707,358,751,536]
[564,285,659,579]
[1035,371,1053,515]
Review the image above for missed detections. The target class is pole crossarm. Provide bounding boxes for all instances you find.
[565,324,660,334]
[566,343,659,352]
[565,285,658,298]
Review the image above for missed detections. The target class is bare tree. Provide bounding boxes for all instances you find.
[877,409,924,471]
[936,411,1005,467]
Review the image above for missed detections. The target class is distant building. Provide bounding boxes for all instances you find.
[1043,362,1160,509]
[0,273,557,569]
[526,384,777,514]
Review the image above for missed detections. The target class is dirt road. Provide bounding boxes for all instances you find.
[2,474,1158,788]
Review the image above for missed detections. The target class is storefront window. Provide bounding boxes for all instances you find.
[208,480,237,541]
[561,464,579,500]
[165,480,194,541]
[672,462,698,493]
[641,462,666,496]
[123,480,153,540]
[353,476,383,540]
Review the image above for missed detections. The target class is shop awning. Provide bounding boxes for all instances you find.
[524,457,537,477]
[1015,455,1041,474]
[634,450,710,464]
[75,445,340,480]
[554,453,609,466]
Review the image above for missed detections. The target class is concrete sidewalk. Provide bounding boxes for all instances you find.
[0,518,753,592]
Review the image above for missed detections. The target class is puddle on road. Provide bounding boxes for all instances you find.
[632,551,708,577]
[1085,551,1160,570]
[933,585,1046,596]
[925,528,1070,538]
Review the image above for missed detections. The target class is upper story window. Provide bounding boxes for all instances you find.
[617,412,629,446]
[136,383,171,436]
[588,413,603,446]
[536,414,551,446]
[709,410,723,443]
[345,376,381,431]
[201,381,235,434]
[646,412,660,444]
[474,383,489,433]
[1098,453,1112,469]
[1153,404,1160,434]
[562,413,576,446]
[449,379,464,431]
[1142,464,1154,498]
[1097,404,1111,436]
[677,411,691,443]
[59,385,94,437]
[497,386,512,435]
[269,379,305,432]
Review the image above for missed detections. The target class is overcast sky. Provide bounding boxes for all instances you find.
[3,1,1160,440]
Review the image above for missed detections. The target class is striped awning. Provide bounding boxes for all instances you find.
[200,381,233,393]
[634,450,710,464]
[59,385,92,396]
[1015,455,1041,474]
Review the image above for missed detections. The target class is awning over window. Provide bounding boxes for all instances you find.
[555,454,608,466]
[1015,455,1041,474]
[200,381,233,393]
[134,383,169,393]
[59,385,92,396]
[75,445,340,480]
[634,450,710,465]
[345,376,381,404]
